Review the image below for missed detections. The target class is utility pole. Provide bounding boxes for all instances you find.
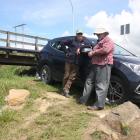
[68,0,75,35]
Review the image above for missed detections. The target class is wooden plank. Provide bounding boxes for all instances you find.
[0,29,49,41]
[0,54,37,66]
[0,38,45,48]
[0,46,40,54]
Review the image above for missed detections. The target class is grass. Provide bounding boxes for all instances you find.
[0,109,19,124]
[0,65,93,140]
[91,131,102,140]
[34,103,91,140]
[90,131,107,140]
[121,123,131,136]
[0,65,59,106]
[0,65,134,140]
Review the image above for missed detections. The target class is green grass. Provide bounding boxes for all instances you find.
[91,131,104,140]
[0,65,93,140]
[121,123,131,136]
[0,109,18,124]
[0,66,60,106]
[35,105,91,140]
[0,65,133,140]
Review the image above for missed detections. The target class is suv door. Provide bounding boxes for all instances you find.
[49,39,66,81]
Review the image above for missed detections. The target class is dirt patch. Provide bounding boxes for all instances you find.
[27,80,36,86]
[45,92,69,101]
[1,104,26,111]
[21,92,69,129]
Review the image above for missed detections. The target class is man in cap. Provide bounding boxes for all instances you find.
[61,30,90,97]
[79,27,114,110]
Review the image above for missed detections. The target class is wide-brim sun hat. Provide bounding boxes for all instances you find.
[94,27,109,35]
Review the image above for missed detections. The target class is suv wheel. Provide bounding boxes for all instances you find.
[106,76,127,105]
[41,64,53,84]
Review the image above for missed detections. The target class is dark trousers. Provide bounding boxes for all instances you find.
[80,64,112,108]
[63,62,78,94]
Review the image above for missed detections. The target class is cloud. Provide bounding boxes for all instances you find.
[85,0,140,55]
[129,0,140,13]
[61,30,70,36]
[22,0,72,26]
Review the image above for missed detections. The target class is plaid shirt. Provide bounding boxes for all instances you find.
[91,36,114,65]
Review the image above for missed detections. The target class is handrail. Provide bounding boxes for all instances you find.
[0,30,49,41]
[0,29,49,50]
[0,38,44,47]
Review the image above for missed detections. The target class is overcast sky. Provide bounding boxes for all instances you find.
[0,0,140,55]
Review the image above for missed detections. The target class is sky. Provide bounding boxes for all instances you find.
[0,0,140,55]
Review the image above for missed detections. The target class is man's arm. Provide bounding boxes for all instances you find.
[77,38,93,55]
[60,40,72,46]
[90,42,114,56]
[60,40,72,54]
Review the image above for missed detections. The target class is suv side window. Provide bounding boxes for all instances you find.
[51,41,64,52]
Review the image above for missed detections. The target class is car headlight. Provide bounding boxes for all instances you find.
[123,62,140,75]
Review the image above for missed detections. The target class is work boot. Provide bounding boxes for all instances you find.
[87,106,104,111]
[61,90,70,98]
[64,93,71,98]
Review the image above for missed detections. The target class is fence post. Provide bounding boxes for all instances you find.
[6,32,10,47]
[35,37,38,51]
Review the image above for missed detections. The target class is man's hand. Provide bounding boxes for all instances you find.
[88,51,95,57]
[76,48,80,55]
[66,53,69,57]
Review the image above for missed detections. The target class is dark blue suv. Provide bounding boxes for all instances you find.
[38,36,140,104]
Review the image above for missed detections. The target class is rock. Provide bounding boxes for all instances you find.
[5,89,30,106]
[97,124,120,140]
[83,102,140,140]
[93,109,111,118]
[104,101,140,133]
[83,118,120,140]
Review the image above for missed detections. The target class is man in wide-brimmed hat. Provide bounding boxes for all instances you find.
[79,27,114,110]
